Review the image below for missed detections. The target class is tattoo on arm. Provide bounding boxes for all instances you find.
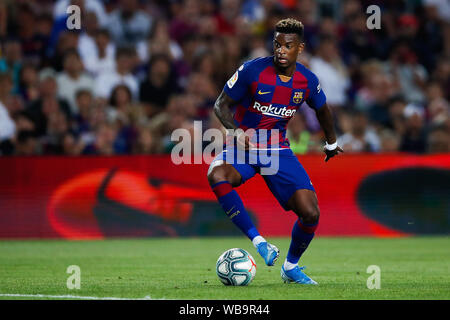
[214,90,238,130]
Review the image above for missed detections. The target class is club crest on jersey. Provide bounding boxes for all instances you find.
[293,92,303,104]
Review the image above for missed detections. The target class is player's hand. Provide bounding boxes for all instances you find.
[323,145,343,162]
[236,131,255,151]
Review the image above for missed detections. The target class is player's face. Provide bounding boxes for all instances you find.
[273,32,304,69]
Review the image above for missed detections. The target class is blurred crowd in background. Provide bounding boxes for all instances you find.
[0,0,449,156]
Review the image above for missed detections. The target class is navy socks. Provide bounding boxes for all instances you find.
[211,181,260,240]
[286,219,318,264]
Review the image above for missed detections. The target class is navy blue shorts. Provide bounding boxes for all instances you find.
[210,147,315,211]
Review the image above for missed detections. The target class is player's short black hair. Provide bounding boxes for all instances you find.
[275,18,304,42]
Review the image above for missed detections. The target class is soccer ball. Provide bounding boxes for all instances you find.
[216,248,256,286]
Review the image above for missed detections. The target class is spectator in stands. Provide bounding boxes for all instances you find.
[337,110,381,152]
[383,42,428,105]
[77,103,108,150]
[169,0,200,44]
[137,19,183,65]
[415,6,445,71]
[77,11,101,70]
[18,63,40,103]
[379,129,401,153]
[73,89,94,135]
[355,61,399,128]
[133,125,162,154]
[139,54,179,118]
[107,0,153,47]
[107,84,135,124]
[56,49,94,114]
[340,9,377,64]
[0,73,16,145]
[51,30,80,72]
[82,122,119,155]
[310,36,350,108]
[12,111,35,134]
[387,97,407,136]
[0,37,22,94]
[82,29,116,77]
[428,98,449,127]
[214,0,241,35]
[192,49,222,87]
[185,72,218,120]
[220,35,243,83]
[15,130,39,156]
[427,125,450,153]
[26,68,72,137]
[14,3,46,62]
[246,35,270,61]
[431,58,450,101]
[425,81,450,126]
[399,104,427,153]
[94,47,139,101]
[109,84,149,153]
[62,132,85,156]
[35,13,56,63]
[41,109,70,154]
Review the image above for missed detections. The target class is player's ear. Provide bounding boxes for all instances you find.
[298,42,305,53]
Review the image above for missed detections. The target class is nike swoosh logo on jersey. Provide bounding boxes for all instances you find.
[258,90,271,95]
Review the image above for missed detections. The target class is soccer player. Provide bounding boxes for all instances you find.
[207,18,343,284]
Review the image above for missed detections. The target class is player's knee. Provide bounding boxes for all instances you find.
[302,205,320,224]
[207,165,228,186]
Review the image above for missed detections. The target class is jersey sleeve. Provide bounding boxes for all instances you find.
[223,62,252,102]
[306,72,326,110]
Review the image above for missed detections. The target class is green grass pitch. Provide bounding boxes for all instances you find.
[0,237,449,300]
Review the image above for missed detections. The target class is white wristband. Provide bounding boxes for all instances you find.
[325,141,338,151]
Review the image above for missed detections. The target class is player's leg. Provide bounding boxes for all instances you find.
[279,190,319,284]
[207,158,279,266]
[285,189,319,264]
[261,150,319,283]
[207,159,260,240]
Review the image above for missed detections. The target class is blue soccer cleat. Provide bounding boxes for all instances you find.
[281,265,318,285]
[256,242,280,266]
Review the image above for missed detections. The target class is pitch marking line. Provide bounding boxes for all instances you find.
[0,293,166,300]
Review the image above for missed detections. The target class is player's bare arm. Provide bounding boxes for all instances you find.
[214,90,253,150]
[213,90,237,130]
[315,103,344,162]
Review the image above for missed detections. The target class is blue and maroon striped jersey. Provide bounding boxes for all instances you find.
[223,56,326,149]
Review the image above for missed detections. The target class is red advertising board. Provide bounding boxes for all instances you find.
[0,154,449,238]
